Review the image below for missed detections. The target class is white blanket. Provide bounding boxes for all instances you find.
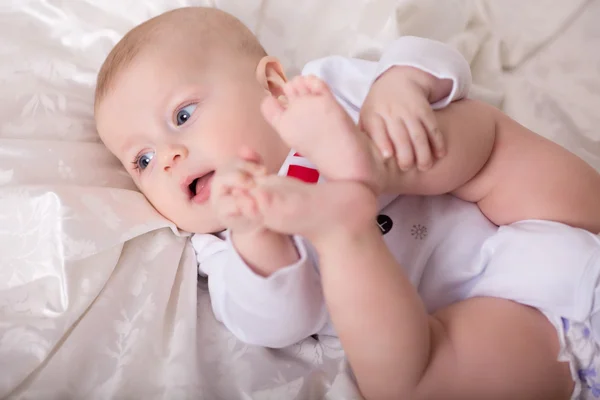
[1,0,598,398]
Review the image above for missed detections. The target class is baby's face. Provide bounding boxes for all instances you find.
[96,46,290,233]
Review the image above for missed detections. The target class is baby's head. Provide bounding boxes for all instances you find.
[95,7,290,233]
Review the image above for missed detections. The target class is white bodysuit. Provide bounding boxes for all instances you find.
[191,37,600,399]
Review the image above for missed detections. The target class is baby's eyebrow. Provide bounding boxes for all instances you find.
[120,137,137,154]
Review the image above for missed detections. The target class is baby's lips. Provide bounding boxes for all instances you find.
[191,171,215,204]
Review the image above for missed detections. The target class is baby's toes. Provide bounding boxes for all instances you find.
[250,185,275,215]
[285,76,313,98]
[283,77,301,99]
[236,192,259,220]
[216,195,242,220]
[304,75,328,95]
[253,177,306,223]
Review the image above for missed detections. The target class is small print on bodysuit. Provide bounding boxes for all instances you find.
[376,215,393,235]
[411,224,428,240]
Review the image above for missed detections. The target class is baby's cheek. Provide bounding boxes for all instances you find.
[145,188,177,216]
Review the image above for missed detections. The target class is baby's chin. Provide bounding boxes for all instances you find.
[172,216,225,235]
[149,199,223,235]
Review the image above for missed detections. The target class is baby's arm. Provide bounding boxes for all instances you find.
[372,35,471,109]
[366,36,471,170]
[210,149,301,277]
[303,36,471,111]
[388,99,600,232]
[231,229,298,277]
[193,232,327,348]
[205,151,328,347]
[305,36,472,172]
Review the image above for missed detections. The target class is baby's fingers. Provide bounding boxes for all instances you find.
[214,194,242,220]
[420,108,445,159]
[384,117,415,171]
[234,158,267,179]
[215,188,263,231]
[238,146,266,166]
[404,117,433,171]
[211,170,252,207]
[360,114,394,159]
[222,161,263,188]
[232,188,259,219]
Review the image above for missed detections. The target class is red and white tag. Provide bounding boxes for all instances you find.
[283,152,321,184]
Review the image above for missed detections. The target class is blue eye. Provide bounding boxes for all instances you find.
[176,103,197,126]
[134,151,154,171]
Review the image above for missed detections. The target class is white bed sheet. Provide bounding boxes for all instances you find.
[1,0,598,398]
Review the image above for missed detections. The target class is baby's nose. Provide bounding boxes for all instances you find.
[161,145,188,172]
[163,154,179,172]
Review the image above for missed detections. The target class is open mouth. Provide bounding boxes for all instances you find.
[186,171,215,203]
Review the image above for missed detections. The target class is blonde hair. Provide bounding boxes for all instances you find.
[94,7,266,110]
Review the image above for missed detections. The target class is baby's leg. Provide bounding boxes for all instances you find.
[249,175,432,396]
[251,176,572,399]
[455,106,600,233]
[261,76,393,194]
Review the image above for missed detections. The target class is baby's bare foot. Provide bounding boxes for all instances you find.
[261,75,386,193]
[250,175,377,242]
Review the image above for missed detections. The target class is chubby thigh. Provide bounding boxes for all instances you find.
[455,102,600,233]
[417,296,574,400]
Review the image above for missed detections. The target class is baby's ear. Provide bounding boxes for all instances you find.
[256,56,287,97]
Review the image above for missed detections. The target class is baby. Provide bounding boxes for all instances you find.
[95,7,600,400]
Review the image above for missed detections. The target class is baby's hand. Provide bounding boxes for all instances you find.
[359,66,446,171]
[211,148,268,234]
